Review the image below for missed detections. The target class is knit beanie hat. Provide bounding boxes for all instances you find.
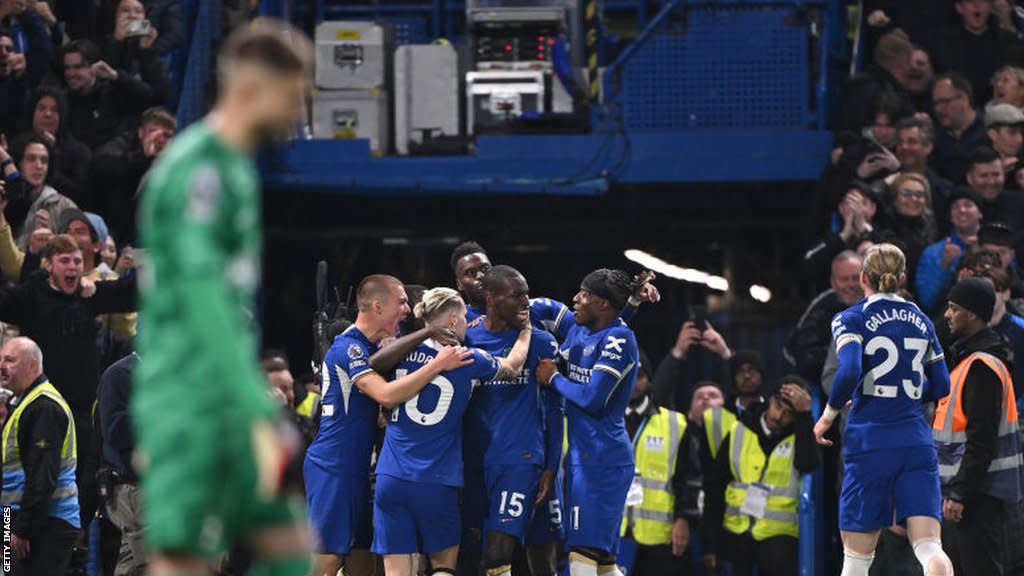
[948,277,996,324]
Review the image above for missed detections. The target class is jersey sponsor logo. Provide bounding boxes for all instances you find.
[601,349,622,361]
[348,344,365,360]
[605,336,626,353]
[583,345,596,356]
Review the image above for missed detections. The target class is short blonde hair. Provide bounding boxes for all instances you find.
[414,287,464,322]
[863,243,906,294]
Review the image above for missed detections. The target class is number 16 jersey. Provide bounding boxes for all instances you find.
[375,340,500,487]
[830,293,947,455]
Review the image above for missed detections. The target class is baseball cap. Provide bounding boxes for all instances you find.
[985,103,1024,128]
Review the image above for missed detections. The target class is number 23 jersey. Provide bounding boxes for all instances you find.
[831,294,946,454]
[375,341,500,487]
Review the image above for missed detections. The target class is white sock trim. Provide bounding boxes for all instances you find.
[840,547,875,576]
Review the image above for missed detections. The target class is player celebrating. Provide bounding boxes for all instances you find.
[813,244,953,576]
[374,287,532,576]
[305,275,473,576]
[463,266,565,576]
[536,269,642,576]
[133,19,315,576]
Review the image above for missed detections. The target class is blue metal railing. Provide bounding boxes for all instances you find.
[798,387,826,575]
[176,0,222,129]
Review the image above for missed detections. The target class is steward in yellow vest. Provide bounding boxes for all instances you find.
[620,352,693,576]
[0,337,81,575]
[703,376,818,576]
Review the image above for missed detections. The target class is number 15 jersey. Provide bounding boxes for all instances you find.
[830,293,949,455]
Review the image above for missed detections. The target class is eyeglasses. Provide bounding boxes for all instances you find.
[898,188,927,199]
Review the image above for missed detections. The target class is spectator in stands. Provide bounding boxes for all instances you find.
[261,351,318,445]
[985,103,1024,172]
[966,147,1024,233]
[671,381,724,563]
[62,39,165,148]
[101,0,171,102]
[977,267,1024,402]
[0,183,52,284]
[934,0,1015,105]
[651,319,734,414]
[0,336,80,575]
[978,222,1024,287]
[897,117,953,219]
[863,92,912,150]
[92,106,174,245]
[102,232,117,270]
[703,375,817,576]
[803,181,881,287]
[932,73,988,183]
[0,29,27,139]
[622,352,692,576]
[23,86,92,206]
[9,132,77,248]
[932,248,1006,345]
[845,28,915,132]
[97,351,149,576]
[991,65,1024,109]
[875,172,937,288]
[905,45,935,111]
[785,251,864,383]
[0,234,136,486]
[0,0,54,89]
[917,187,983,313]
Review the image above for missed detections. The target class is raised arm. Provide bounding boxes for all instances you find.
[368,326,437,374]
[494,326,532,380]
[357,346,473,408]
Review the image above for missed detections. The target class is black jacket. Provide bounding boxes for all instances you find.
[703,401,819,554]
[875,211,936,291]
[931,112,988,185]
[0,272,136,420]
[672,420,705,524]
[785,289,847,383]
[843,65,916,133]
[91,129,153,244]
[933,21,1015,106]
[3,375,71,539]
[946,327,1013,503]
[66,73,163,149]
[97,352,137,481]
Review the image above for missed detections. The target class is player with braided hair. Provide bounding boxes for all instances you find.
[535,269,644,576]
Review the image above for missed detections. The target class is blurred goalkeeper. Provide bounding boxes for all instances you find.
[132,19,314,576]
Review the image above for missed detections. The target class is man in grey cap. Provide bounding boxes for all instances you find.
[985,103,1024,172]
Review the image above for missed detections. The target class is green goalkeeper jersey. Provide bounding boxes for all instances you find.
[135,121,274,427]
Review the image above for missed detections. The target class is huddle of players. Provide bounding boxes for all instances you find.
[303,242,657,576]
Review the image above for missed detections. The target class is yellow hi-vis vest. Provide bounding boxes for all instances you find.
[295,391,320,419]
[703,406,737,460]
[723,422,800,540]
[1,381,80,529]
[620,407,687,545]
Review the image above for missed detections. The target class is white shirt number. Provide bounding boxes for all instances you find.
[863,336,928,399]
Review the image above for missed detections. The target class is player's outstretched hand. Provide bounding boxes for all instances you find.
[535,359,558,387]
[813,415,833,447]
[634,282,661,304]
[535,469,555,506]
[432,346,474,371]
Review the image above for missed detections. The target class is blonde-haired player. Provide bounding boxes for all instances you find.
[814,244,954,576]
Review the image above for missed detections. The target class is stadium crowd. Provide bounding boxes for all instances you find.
[2,1,1024,576]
